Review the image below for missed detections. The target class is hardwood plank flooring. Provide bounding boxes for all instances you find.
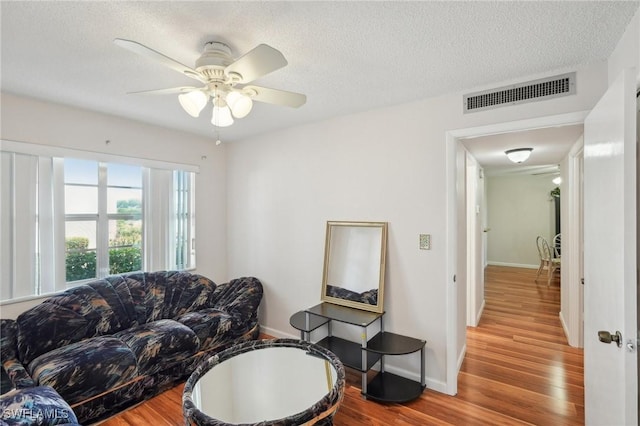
[100,265,583,425]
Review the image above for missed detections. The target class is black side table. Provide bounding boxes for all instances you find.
[290,303,426,402]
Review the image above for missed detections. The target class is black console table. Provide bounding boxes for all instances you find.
[289,302,426,402]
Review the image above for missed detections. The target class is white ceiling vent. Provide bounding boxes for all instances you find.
[463,72,576,113]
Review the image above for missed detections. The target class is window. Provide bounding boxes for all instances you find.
[1,143,197,303]
[173,170,195,270]
[64,160,143,282]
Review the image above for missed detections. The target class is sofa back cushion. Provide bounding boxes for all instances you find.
[158,271,217,319]
[16,271,217,365]
[16,280,130,365]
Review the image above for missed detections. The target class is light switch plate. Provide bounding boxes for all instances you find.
[419,234,431,250]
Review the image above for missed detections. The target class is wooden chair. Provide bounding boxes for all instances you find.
[553,233,562,259]
[536,236,561,286]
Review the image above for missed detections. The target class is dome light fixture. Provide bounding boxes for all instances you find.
[211,98,234,127]
[178,91,208,117]
[505,148,533,164]
[226,91,253,118]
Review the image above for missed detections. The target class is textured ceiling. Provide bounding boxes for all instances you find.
[462,124,584,176]
[1,1,638,145]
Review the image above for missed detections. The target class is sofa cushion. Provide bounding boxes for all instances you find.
[16,281,131,365]
[105,272,147,326]
[0,385,79,425]
[210,277,263,329]
[176,308,234,351]
[28,337,137,406]
[161,272,217,319]
[114,319,199,375]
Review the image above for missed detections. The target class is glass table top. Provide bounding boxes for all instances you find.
[186,342,342,424]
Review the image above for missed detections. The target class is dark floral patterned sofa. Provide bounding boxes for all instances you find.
[0,271,263,424]
[0,385,80,425]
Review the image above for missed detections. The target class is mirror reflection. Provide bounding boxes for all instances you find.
[321,221,387,313]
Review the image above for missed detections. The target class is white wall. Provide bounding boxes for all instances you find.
[608,7,639,86]
[226,63,608,392]
[486,174,557,268]
[0,93,228,318]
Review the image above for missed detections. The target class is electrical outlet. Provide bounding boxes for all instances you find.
[419,234,431,250]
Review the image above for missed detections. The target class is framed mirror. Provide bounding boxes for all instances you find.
[321,221,388,313]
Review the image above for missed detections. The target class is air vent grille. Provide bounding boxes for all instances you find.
[464,72,576,113]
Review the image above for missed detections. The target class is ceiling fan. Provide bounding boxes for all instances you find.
[114,38,306,128]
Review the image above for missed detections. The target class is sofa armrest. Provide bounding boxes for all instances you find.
[1,319,35,389]
[210,277,263,326]
[0,385,79,425]
[2,358,35,389]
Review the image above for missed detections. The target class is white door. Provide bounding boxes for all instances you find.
[583,68,637,425]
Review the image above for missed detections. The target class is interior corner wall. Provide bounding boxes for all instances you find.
[608,6,640,84]
[225,63,608,392]
[0,93,227,318]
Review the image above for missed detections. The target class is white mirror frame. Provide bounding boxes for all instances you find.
[321,221,387,313]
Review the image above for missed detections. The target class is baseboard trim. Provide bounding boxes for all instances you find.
[487,261,539,269]
[260,325,297,339]
[558,311,579,348]
[260,324,447,394]
[457,343,467,373]
[475,299,486,325]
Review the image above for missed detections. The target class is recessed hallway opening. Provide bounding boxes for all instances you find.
[459,265,583,424]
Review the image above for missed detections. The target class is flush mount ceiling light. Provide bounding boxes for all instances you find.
[114,39,307,129]
[505,148,533,163]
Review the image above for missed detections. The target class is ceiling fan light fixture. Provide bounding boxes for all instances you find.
[178,90,208,117]
[505,148,533,164]
[226,91,253,118]
[114,38,306,132]
[552,176,562,185]
[211,100,234,127]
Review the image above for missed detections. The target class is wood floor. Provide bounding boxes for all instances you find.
[100,265,584,425]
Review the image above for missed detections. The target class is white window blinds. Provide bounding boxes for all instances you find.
[0,142,197,303]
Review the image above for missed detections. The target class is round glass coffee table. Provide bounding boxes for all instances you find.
[183,338,345,425]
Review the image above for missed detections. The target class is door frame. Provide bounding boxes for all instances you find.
[561,140,584,348]
[445,110,590,395]
[466,151,479,327]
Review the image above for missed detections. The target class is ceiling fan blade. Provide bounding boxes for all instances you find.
[114,38,204,82]
[244,85,306,108]
[127,86,200,95]
[243,85,306,108]
[226,44,288,84]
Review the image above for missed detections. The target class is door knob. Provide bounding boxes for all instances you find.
[598,330,623,348]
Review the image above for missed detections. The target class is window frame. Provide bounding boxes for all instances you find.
[0,139,199,304]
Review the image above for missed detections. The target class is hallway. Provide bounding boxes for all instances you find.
[336,264,584,424]
[458,265,584,424]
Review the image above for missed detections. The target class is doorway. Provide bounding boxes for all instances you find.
[460,125,584,340]
[444,111,589,396]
